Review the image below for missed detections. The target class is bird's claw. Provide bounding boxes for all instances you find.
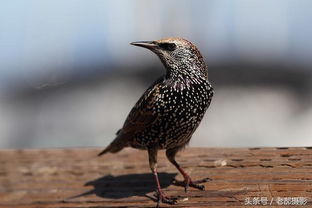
[172,177,211,192]
[154,190,178,207]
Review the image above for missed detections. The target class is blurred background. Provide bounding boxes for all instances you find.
[0,0,311,149]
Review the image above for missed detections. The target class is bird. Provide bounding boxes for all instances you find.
[98,37,214,206]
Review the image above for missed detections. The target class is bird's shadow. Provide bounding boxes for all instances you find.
[66,172,177,201]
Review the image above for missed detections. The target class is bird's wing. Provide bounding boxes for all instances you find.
[121,83,162,134]
[97,81,163,156]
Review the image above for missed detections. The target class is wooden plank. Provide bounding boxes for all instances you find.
[0,147,311,207]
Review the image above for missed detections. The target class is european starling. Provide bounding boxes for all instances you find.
[99,37,214,206]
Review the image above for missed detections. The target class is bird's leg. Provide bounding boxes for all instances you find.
[148,148,177,206]
[166,148,210,192]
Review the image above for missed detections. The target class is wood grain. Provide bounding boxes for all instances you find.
[0,147,311,207]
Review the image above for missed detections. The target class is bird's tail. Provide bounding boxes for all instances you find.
[98,135,126,156]
[97,147,110,156]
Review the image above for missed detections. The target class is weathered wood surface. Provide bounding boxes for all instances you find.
[0,147,311,207]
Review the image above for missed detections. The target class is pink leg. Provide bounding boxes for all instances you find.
[166,148,211,192]
[148,148,177,206]
[152,168,177,206]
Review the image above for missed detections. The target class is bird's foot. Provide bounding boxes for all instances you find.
[172,177,211,192]
[154,189,178,207]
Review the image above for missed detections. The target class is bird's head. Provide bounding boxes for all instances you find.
[131,37,207,79]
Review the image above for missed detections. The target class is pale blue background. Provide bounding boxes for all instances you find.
[0,0,311,148]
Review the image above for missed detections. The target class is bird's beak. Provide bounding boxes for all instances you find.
[130,41,158,50]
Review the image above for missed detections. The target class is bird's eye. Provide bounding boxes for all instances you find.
[158,43,176,51]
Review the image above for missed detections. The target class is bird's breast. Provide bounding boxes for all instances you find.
[157,80,213,115]
[131,78,213,150]
[151,80,213,147]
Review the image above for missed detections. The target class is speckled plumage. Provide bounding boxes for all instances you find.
[129,75,213,150]
[99,38,213,206]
